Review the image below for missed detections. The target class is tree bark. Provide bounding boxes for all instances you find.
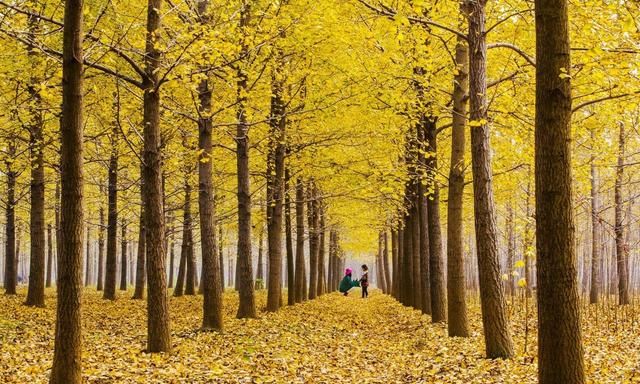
[589,134,600,304]
[25,12,46,306]
[317,204,326,296]
[266,72,286,310]
[285,168,295,304]
[425,119,446,322]
[467,0,513,358]
[294,178,306,303]
[133,204,146,299]
[46,224,53,288]
[534,0,585,379]
[446,22,469,336]
[235,0,256,319]
[307,181,319,300]
[142,0,171,353]
[49,0,84,379]
[391,229,399,298]
[614,123,629,305]
[4,150,17,295]
[85,227,91,286]
[120,223,127,290]
[194,7,224,325]
[103,121,119,300]
[184,183,196,296]
[97,207,105,291]
[506,204,515,297]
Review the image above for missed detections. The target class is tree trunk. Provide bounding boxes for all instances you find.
[235,0,256,319]
[614,123,630,305]
[534,0,585,379]
[133,204,146,299]
[425,119,446,322]
[97,207,105,291]
[103,122,119,300]
[294,178,306,303]
[257,227,264,282]
[307,182,319,300]
[266,72,286,310]
[46,224,53,287]
[446,21,469,337]
[219,225,225,290]
[402,214,413,306]
[193,12,224,322]
[589,138,600,304]
[391,229,399,298]
[317,205,326,296]
[25,12,46,307]
[142,0,171,353]
[467,0,514,359]
[49,1,84,379]
[4,153,16,295]
[168,223,175,289]
[506,204,515,297]
[285,168,295,304]
[184,182,196,296]
[120,224,127,291]
[85,226,91,286]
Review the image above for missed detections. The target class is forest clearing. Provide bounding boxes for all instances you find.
[1,0,640,382]
[2,289,640,383]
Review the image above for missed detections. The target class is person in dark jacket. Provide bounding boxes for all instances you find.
[360,264,369,298]
[339,268,359,296]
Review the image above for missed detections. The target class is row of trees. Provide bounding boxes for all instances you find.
[0,0,639,383]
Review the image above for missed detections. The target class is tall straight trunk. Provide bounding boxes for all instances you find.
[85,227,91,286]
[142,0,171,353]
[257,228,264,281]
[467,0,514,359]
[49,1,84,380]
[523,172,534,298]
[417,183,431,313]
[5,153,16,295]
[377,232,387,293]
[391,229,399,298]
[506,204,515,296]
[534,0,585,380]
[285,169,294,304]
[294,178,306,303]
[328,230,335,292]
[266,72,286,310]
[133,204,146,299]
[317,205,326,296]
[589,140,600,304]
[97,207,105,291]
[235,0,256,319]
[228,253,233,288]
[26,12,46,307]
[411,205,421,309]
[184,184,196,296]
[307,182,319,300]
[174,188,190,297]
[219,225,225,290]
[120,224,127,290]
[614,123,630,305]
[447,21,470,337]
[168,222,175,289]
[402,214,413,306]
[397,226,405,303]
[193,7,224,323]
[425,120,446,322]
[382,231,391,294]
[46,224,53,287]
[103,123,119,300]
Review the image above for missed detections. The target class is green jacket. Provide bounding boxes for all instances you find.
[339,275,360,293]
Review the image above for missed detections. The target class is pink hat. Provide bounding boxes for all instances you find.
[345,268,352,275]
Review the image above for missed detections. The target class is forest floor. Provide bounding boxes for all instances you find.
[1,288,640,383]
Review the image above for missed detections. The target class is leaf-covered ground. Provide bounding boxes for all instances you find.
[1,288,640,383]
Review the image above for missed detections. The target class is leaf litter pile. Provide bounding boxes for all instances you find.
[1,288,640,383]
